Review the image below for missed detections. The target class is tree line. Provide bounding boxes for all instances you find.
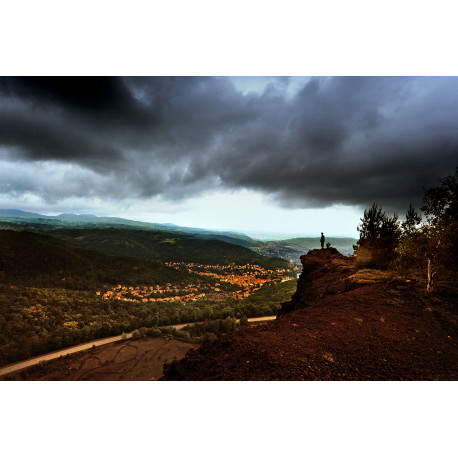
[355,167,457,293]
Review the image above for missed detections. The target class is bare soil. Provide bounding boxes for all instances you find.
[2,336,199,381]
[162,249,458,380]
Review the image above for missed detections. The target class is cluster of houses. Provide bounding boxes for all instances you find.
[96,262,295,305]
[96,283,205,304]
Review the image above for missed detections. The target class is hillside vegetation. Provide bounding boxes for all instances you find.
[47,227,284,268]
[354,168,458,291]
[0,230,202,290]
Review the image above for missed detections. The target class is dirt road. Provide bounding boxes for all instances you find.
[173,315,276,329]
[0,333,135,377]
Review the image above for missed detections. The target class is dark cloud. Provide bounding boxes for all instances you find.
[0,77,150,125]
[0,76,457,212]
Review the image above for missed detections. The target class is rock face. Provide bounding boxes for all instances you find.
[278,248,351,315]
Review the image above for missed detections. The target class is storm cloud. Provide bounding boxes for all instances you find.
[0,76,457,212]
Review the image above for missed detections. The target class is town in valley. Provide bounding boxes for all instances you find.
[98,262,299,304]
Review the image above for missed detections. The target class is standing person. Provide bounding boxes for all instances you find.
[320,232,325,249]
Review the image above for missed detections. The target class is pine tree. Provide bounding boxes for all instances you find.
[401,204,422,236]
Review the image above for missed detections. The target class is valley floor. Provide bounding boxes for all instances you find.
[2,336,199,381]
[0,316,276,380]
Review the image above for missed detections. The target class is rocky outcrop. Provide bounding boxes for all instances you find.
[278,247,352,315]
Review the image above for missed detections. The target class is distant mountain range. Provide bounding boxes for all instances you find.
[0,209,258,247]
[0,209,357,262]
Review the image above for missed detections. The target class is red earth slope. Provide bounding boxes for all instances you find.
[162,249,457,380]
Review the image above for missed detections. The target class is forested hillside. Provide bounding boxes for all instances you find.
[0,230,203,290]
[47,227,284,267]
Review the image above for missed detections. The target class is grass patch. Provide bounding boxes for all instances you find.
[347,269,394,284]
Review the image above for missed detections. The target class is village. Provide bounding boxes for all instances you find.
[97,262,297,304]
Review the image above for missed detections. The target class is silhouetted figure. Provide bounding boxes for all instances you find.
[320,232,325,249]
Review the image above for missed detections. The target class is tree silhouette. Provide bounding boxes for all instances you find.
[401,204,422,236]
[356,203,401,267]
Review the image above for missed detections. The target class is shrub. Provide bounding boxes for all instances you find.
[203,332,217,342]
[239,314,249,326]
[175,330,191,340]
[145,327,162,337]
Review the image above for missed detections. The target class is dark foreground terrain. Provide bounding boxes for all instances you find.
[162,249,457,380]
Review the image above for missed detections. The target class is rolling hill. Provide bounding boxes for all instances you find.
[46,227,287,268]
[0,229,205,290]
[0,209,258,247]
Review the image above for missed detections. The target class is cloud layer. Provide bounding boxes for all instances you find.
[0,76,457,213]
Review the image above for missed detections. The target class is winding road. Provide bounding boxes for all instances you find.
[0,315,276,378]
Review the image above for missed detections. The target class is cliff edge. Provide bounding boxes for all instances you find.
[162,249,457,380]
[279,247,350,315]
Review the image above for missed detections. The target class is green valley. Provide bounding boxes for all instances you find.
[0,229,295,366]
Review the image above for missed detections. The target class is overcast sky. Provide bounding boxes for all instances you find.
[0,76,456,237]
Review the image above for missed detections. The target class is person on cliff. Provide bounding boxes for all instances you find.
[320,232,325,249]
